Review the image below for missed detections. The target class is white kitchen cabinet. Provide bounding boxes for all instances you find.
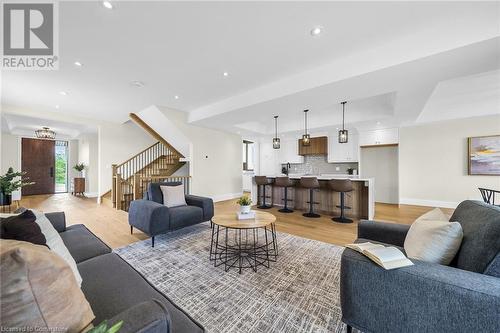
[328,134,358,163]
[359,128,399,146]
[259,142,281,175]
[278,139,304,164]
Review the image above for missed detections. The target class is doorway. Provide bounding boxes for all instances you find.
[360,145,399,204]
[21,138,68,195]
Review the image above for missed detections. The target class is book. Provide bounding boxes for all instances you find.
[236,210,256,220]
[345,242,414,270]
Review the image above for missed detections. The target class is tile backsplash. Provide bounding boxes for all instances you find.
[282,155,358,175]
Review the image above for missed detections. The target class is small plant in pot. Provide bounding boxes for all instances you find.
[73,163,86,177]
[237,196,252,214]
[0,167,34,205]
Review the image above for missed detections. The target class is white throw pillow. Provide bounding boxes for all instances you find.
[404,208,463,265]
[160,185,187,208]
[32,210,83,287]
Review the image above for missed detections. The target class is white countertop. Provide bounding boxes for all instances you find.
[259,174,373,182]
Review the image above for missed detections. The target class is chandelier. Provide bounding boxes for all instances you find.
[35,127,56,140]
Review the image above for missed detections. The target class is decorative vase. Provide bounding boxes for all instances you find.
[0,192,12,206]
[240,205,251,214]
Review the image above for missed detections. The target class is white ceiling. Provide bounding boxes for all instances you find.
[1,113,97,139]
[1,1,499,135]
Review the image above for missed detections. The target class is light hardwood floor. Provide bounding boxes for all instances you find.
[19,193,453,249]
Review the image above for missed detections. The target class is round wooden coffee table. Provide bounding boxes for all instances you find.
[210,211,278,273]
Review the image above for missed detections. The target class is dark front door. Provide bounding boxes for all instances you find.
[21,138,55,195]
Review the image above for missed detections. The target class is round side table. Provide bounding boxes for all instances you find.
[210,211,278,274]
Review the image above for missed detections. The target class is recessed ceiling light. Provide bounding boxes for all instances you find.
[59,91,67,96]
[55,105,60,109]
[310,26,323,37]
[74,61,83,67]
[376,121,381,125]
[130,81,145,88]
[174,95,179,99]
[223,72,229,77]
[102,1,113,9]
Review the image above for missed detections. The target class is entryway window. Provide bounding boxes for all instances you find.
[55,141,68,193]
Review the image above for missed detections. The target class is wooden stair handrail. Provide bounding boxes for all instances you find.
[116,141,175,169]
[129,113,185,158]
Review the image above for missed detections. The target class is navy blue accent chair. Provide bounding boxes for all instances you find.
[128,182,214,247]
[341,200,500,333]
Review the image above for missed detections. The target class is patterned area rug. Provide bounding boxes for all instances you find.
[115,222,349,333]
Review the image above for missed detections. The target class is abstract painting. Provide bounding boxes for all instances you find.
[468,135,500,175]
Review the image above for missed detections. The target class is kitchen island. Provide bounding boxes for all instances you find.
[251,175,375,220]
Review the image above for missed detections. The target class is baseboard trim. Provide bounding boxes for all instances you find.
[211,192,243,203]
[84,192,99,198]
[399,198,459,209]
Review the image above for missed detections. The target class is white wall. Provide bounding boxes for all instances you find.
[98,121,156,196]
[68,140,79,192]
[399,114,500,208]
[360,145,399,204]
[1,133,20,174]
[77,134,98,196]
[158,107,242,201]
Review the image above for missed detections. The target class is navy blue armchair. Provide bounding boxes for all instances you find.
[129,182,214,247]
[341,200,500,333]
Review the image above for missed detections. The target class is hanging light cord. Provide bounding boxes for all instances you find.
[304,110,308,135]
[274,116,278,137]
[341,101,346,130]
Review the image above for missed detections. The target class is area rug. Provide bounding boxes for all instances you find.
[115,222,349,333]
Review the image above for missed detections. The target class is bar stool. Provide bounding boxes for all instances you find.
[300,177,320,218]
[329,179,353,223]
[275,176,295,213]
[255,176,274,209]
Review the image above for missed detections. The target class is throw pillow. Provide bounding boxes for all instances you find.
[404,208,463,265]
[0,210,47,246]
[160,184,187,208]
[32,210,83,287]
[0,239,94,332]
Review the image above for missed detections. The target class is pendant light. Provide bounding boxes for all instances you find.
[302,109,311,146]
[338,101,348,144]
[272,115,280,149]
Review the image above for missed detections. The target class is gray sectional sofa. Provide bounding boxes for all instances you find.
[45,212,204,333]
[340,200,500,333]
[128,182,214,247]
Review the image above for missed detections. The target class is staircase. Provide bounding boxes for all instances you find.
[107,141,190,212]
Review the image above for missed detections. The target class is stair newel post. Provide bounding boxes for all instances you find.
[133,174,141,200]
[115,173,122,211]
[111,164,117,208]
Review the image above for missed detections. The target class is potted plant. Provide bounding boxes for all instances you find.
[73,163,86,177]
[236,195,252,214]
[0,167,34,206]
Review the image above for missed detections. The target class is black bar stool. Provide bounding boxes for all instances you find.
[275,176,295,213]
[329,179,353,223]
[255,176,274,209]
[300,177,320,218]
